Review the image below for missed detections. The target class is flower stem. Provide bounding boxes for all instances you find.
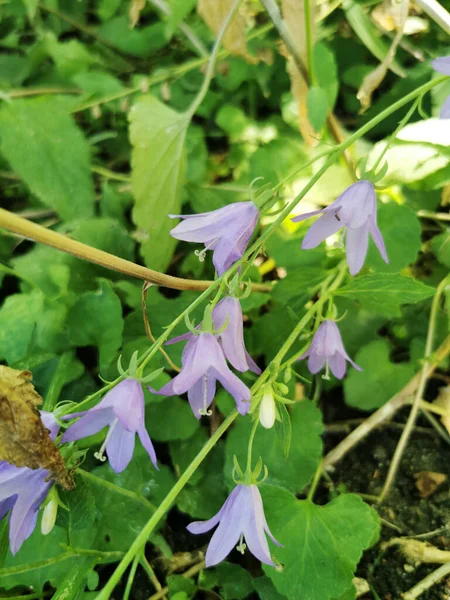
[307,462,323,502]
[186,0,244,119]
[246,417,260,477]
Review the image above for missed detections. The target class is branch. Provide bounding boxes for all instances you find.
[0,209,271,293]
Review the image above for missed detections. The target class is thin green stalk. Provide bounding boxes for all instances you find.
[123,555,140,600]
[304,0,316,85]
[186,0,243,118]
[307,462,323,501]
[246,417,260,475]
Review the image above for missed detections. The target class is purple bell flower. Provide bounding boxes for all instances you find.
[187,483,281,567]
[431,56,450,118]
[298,320,362,379]
[0,411,59,555]
[158,332,251,418]
[169,202,259,275]
[291,180,388,275]
[167,297,261,375]
[61,378,157,474]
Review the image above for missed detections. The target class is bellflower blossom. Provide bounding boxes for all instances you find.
[431,56,450,118]
[158,332,251,418]
[187,483,281,567]
[0,411,59,554]
[169,201,259,275]
[62,378,157,474]
[298,320,361,379]
[291,180,388,275]
[167,296,261,375]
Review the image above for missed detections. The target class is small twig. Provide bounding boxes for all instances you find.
[403,561,450,599]
[378,276,450,503]
[418,210,450,222]
[0,208,271,293]
[7,87,81,98]
[142,282,181,372]
[421,410,450,446]
[323,334,450,470]
[140,553,166,599]
[148,561,205,600]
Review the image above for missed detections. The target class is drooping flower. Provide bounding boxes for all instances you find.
[0,411,59,554]
[431,56,450,118]
[259,385,277,429]
[167,296,261,375]
[61,378,157,474]
[159,332,251,418]
[291,180,388,275]
[169,202,259,275]
[298,320,362,379]
[187,483,281,567]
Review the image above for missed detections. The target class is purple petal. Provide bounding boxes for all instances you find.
[39,411,60,441]
[432,56,450,76]
[309,320,343,356]
[137,426,158,469]
[165,331,193,346]
[204,491,245,567]
[213,297,249,372]
[335,180,376,229]
[328,353,347,379]
[0,497,14,522]
[244,350,262,375]
[368,218,389,264]
[187,485,240,535]
[291,209,324,223]
[242,486,276,566]
[187,372,217,419]
[108,379,145,432]
[307,352,327,374]
[210,365,251,415]
[346,224,369,276]
[302,212,342,250]
[61,408,114,442]
[106,424,136,473]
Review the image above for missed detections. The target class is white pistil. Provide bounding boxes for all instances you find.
[198,374,212,417]
[94,417,119,462]
[194,238,219,263]
[236,534,247,554]
[322,360,331,381]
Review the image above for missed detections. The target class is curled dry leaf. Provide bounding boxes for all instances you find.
[357,0,409,112]
[0,366,74,490]
[197,0,258,64]
[385,538,450,565]
[129,0,146,28]
[414,471,447,498]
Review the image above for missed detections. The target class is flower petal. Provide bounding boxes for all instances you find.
[187,485,240,535]
[106,424,136,473]
[307,352,327,374]
[336,180,376,229]
[61,408,114,443]
[328,352,347,379]
[302,212,342,250]
[242,486,276,566]
[440,94,450,119]
[137,426,158,469]
[204,495,244,567]
[211,366,251,415]
[187,373,217,419]
[109,379,145,432]
[346,224,369,276]
[214,297,250,372]
[368,218,389,264]
[432,56,450,76]
[291,209,324,223]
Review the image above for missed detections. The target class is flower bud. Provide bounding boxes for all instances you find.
[41,492,58,536]
[259,385,276,429]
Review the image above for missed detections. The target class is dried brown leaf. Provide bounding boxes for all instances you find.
[414,471,447,498]
[129,0,146,28]
[434,385,450,433]
[197,0,257,64]
[0,366,74,489]
[281,0,317,145]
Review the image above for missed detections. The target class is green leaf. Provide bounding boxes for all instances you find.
[146,396,199,441]
[224,401,323,494]
[431,231,450,268]
[313,42,339,109]
[58,477,97,540]
[344,340,415,410]
[213,562,255,600]
[275,403,292,458]
[99,17,170,57]
[253,577,287,600]
[52,556,97,600]
[365,203,421,273]
[335,274,435,317]
[0,290,43,363]
[307,86,329,132]
[262,487,380,600]
[167,574,196,597]
[67,279,124,370]
[130,95,189,272]
[0,98,95,220]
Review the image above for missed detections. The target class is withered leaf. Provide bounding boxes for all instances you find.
[198,0,258,64]
[129,0,146,28]
[414,471,447,499]
[0,366,74,489]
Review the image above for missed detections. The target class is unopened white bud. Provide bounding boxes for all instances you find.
[41,495,58,535]
[259,386,276,429]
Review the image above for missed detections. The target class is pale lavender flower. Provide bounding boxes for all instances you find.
[0,411,59,555]
[158,332,251,418]
[298,320,362,379]
[187,484,281,567]
[170,202,259,275]
[431,56,450,118]
[62,378,157,473]
[291,180,388,275]
[167,297,261,374]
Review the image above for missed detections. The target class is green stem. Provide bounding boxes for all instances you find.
[246,417,260,476]
[186,0,243,119]
[123,555,140,600]
[307,462,323,501]
[94,411,239,600]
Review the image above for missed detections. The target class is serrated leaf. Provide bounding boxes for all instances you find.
[129,95,189,273]
[0,98,94,220]
[314,42,338,109]
[224,401,323,494]
[0,290,43,364]
[307,86,329,132]
[335,274,435,317]
[262,487,380,600]
[344,340,415,410]
[275,403,292,458]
